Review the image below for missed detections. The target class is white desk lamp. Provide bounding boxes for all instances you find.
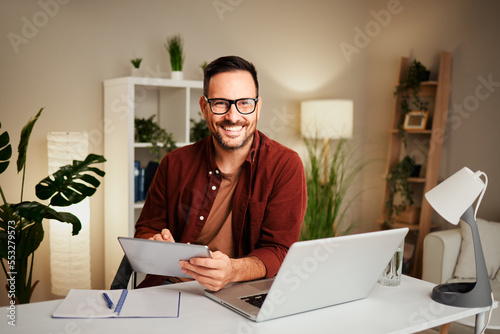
[425,167,493,307]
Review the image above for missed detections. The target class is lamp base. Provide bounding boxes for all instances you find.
[432,281,492,308]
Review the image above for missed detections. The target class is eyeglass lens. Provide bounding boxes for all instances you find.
[210,98,256,114]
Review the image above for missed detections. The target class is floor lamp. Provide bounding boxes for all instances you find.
[300,99,353,182]
[425,167,493,308]
[47,132,91,296]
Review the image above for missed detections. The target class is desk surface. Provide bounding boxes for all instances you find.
[1,276,494,334]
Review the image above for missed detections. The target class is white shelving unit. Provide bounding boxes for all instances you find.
[103,76,203,286]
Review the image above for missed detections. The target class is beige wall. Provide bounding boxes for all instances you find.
[1,0,499,306]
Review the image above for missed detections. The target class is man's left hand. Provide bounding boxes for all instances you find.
[179,251,233,291]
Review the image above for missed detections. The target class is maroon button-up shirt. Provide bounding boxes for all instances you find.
[135,130,307,284]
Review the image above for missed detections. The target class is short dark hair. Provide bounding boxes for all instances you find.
[203,55,259,97]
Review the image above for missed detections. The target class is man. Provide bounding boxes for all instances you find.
[135,56,307,291]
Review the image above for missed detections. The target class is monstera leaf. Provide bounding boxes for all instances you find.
[0,122,12,174]
[17,108,43,173]
[35,154,106,207]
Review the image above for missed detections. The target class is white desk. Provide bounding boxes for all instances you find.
[1,276,495,334]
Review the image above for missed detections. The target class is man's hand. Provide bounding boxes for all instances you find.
[179,252,266,291]
[148,228,175,242]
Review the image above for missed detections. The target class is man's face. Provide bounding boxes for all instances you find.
[200,70,261,152]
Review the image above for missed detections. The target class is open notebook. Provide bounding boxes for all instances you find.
[52,288,180,318]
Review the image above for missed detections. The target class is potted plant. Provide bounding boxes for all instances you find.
[300,137,367,240]
[0,108,105,304]
[394,59,430,147]
[130,57,142,77]
[134,115,177,197]
[383,155,419,229]
[165,34,185,80]
[190,112,210,142]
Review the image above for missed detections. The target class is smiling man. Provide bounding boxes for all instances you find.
[134,56,307,291]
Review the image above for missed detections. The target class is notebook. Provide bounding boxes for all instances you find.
[52,288,181,318]
[204,228,409,322]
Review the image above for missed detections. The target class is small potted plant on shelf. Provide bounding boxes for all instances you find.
[190,112,210,142]
[0,108,105,304]
[165,34,185,80]
[134,116,177,198]
[394,59,430,147]
[130,57,143,77]
[383,155,420,229]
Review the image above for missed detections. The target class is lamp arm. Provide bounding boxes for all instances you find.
[461,205,492,299]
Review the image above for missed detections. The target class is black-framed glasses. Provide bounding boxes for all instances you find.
[204,96,258,115]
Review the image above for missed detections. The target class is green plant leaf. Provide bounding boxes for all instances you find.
[0,123,12,174]
[35,153,106,207]
[17,108,43,173]
[14,201,81,234]
[16,219,44,260]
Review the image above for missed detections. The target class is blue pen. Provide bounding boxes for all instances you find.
[102,292,114,309]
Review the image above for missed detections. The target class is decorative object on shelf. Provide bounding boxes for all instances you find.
[47,132,91,296]
[394,59,430,145]
[403,111,428,131]
[165,34,184,80]
[0,108,105,304]
[300,99,366,240]
[130,57,142,77]
[190,112,210,142]
[134,115,177,162]
[425,167,493,308]
[383,155,419,229]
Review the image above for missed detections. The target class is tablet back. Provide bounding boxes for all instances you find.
[118,237,210,278]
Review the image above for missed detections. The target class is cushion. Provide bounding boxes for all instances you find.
[454,218,500,279]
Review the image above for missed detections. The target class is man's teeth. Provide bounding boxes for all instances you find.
[223,125,243,131]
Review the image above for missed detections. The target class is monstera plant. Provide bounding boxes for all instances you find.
[0,108,105,304]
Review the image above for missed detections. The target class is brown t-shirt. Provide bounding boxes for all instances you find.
[196,170,239,258]
[168,170,239,284]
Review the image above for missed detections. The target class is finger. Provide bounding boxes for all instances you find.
[161,229,175,242]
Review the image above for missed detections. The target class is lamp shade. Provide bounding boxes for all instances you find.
[300,99,353,139]
[47,132,91,295]
[425,167,486,225]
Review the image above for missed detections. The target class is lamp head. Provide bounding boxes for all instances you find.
[425,167,486,225]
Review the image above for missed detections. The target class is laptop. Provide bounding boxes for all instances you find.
[204,228,408,322]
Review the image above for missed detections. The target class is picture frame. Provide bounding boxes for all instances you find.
[403,111,429,131]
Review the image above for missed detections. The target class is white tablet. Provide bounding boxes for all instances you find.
[118,237,211,278]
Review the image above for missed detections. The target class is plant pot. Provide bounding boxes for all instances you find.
[410,165,422,177]
[171,71,183,80]
[131,68,142,77]
[395,206,421,224]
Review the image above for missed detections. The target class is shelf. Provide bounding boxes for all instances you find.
[389,129,432,135]
[104,76,203,288]
[380,52,452,278]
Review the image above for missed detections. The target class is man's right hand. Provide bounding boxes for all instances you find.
[149,228,175,242]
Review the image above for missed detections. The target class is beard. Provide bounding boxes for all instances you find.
[210,120,255,151]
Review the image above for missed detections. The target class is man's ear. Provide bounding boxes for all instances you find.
[199,95,208,119]
[256,96,262,120]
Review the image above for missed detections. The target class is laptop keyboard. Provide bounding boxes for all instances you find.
[241,293,268,308]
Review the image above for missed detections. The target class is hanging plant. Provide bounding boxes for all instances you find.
[394,59,430,147]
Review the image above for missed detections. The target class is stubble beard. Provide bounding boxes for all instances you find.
[212,120,255,152]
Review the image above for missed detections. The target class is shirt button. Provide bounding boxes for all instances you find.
[211,185,216,191]
[208,171,213,175]
[199,216,204,221]
[215,169,220,174]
